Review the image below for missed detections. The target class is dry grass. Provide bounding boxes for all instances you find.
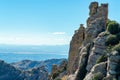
[61,75,68,80]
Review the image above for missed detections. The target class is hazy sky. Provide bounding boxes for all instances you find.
[0,0,119,45]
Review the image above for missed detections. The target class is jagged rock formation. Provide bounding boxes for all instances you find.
[85,2,108,44]
[84,62,107,80]
[86,32,108,72]
[67,2,108,79]
[50,1,120,80]
[49,60,67,80]
[68,24,85,74]
[106,51,120,80]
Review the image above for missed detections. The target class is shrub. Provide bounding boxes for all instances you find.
[93,72,103,80]
[107,21,120,34]
[105,35,119,46]
[117,32,120,40]
[112,43,120,53]
[96,55,107,64]
[52,70,61,79]
[103,31,110,36]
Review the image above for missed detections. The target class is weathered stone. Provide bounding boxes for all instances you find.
[67,74,76,80]
[66,1,109,80]
[87,2,108,27]
[84,62,107,80]
[51,64,58,75]
[86,32,107,72]
[75,43,92,80]
[89,2,98,16]
[85,17,106,44]
[67,24,85,74]
[49,60,67,79]
[107,51,120,78]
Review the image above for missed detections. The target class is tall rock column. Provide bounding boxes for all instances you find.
[85,2,108,72]
[67,24,85,74]
[85,2,108,45]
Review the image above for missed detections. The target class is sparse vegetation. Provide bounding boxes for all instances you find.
[92,72,103,80]
[107,21,120,34]
[112,43,120,53]
[105,35,119,46]
[52,70,61,79]
[96,55,107,64]
[117,33,120,40]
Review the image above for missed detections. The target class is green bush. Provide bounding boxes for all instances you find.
[112,43,120,53]
[117,33,120,40]
[96,55,107,64]
[52,70,61,79]
[105,35,119,46]
[92,72,103,80]
[107,21,120,34]
[103,31,110,36]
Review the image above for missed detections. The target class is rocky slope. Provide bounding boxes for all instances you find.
[0,59,66,80]
[50,1,120,80]
[0,60,48,80]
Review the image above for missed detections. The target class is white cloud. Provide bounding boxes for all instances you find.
[52,32,65,35]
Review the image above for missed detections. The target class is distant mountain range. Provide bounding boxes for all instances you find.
[11,59,67,73]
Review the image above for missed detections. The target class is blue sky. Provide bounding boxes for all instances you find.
[0,0,119,45]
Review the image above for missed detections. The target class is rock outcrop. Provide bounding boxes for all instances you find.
[85,1,108,44]
[68,24,85,74]
[106,51,120,79]
[84,62,107,80]
[67,2,108,76]
[49,1,120,80]
[49,60,67,80]
[86,32,108,72]
[48,1,120,80]
[67,2,108,80]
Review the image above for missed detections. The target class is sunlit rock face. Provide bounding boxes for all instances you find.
[66,1,109,80]
[67,24,85,74]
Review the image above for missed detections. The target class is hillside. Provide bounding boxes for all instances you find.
[11,59,67,73]
[0,59,67,80]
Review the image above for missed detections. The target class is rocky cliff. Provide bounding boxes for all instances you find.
[50,1,120,80]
